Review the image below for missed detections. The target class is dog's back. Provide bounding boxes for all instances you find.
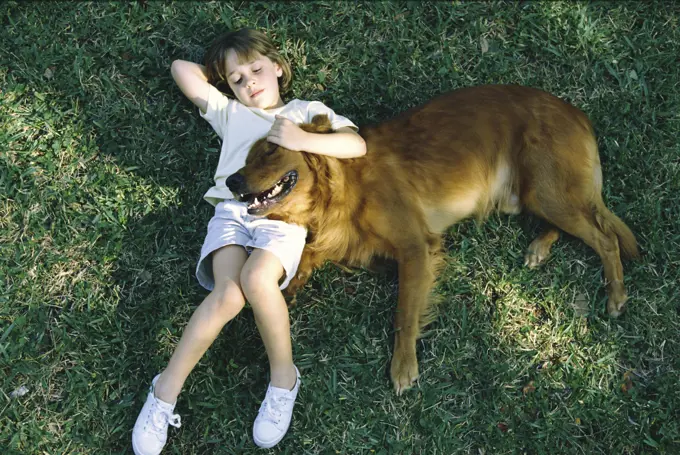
[350,84,636,317]
[354,86,597,226]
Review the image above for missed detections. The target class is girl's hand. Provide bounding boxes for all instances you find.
[267,115,309,151]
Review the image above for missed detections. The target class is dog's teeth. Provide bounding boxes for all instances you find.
[271,184,282,197]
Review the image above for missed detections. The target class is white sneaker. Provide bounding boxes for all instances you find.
[132,375,182,455]
[253,366,301,448]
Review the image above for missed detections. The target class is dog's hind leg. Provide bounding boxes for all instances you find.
[524,226,561,268]
[521,129,637,315]
[528,202,631,316]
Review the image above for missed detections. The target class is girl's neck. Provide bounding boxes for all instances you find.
[263,96,285,110]
[237,95,285,111]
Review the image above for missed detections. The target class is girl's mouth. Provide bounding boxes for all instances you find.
[251,89,264,98]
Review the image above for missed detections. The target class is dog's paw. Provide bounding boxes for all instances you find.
[390,348,419,395]
[524,252,544,269]
[606,282,628,317]
[524,244,550,269]
[285,294,298,308]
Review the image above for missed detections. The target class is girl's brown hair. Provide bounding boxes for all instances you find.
[204,28,292,99]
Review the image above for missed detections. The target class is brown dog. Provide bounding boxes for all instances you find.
[226,85,639,394]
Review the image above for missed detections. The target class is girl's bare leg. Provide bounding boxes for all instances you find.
[240,249,297,390]
[154,245,248,403]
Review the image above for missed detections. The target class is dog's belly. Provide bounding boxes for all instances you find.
[423,161,520,233]
[491,160,521,215]
[423,190,481,233]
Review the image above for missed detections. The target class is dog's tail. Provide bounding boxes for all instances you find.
[593,201,640,259]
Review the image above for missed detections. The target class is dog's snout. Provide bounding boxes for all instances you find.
[226,173,246,192]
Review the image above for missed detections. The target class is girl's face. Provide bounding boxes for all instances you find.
[225,49,284,110]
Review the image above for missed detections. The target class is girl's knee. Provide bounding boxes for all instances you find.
[240,265,281,300]
[207,280,246,320]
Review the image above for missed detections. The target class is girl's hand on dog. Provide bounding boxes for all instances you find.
[267,115,308,151]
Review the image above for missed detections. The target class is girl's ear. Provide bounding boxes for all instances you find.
[275,62,283,78]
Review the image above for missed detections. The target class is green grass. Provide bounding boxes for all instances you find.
[1,1,679,453]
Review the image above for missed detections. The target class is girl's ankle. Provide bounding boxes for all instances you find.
[270,365,297,390]
[153,372,179,404]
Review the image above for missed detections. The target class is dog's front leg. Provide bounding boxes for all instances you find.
[390,242,436,395]
[283,249,323,307]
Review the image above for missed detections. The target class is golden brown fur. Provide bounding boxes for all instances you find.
[229,85,639,394]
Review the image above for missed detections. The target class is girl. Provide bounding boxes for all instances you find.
[132,28,365,454]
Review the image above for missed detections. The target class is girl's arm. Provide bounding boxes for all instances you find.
[170,60,211,114]
[267,117,367,159]
[298,127,367,159]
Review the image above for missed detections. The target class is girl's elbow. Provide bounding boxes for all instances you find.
[357,137,367,156]
[171,59,194,76]
[170,60,183,77]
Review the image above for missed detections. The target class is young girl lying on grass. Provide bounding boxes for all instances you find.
[131,28,365,454]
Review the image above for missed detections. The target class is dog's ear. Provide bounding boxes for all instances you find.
[300,114,333,134]
[311,114,332,130]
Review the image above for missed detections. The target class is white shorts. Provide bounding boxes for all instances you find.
[196,200,308,291]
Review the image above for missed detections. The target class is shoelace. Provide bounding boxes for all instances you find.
[149,401,182,436]
[259,390,291,426]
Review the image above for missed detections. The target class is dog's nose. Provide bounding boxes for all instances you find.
[226,173,246,193]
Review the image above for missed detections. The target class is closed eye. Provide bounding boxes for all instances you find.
[235,68,260,85]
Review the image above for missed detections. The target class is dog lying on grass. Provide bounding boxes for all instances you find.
[226,85,639,394]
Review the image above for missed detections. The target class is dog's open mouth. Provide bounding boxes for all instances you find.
[242,170,298,214]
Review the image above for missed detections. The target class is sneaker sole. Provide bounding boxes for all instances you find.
[132,436,160,455]
[253,432,286,449]
[131,438,143,455]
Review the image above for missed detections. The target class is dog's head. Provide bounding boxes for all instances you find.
[226,114,334,223]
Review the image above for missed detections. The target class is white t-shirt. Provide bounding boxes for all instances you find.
[199,85,358,206]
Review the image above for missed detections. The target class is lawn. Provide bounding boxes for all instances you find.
[1,1,679,454]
